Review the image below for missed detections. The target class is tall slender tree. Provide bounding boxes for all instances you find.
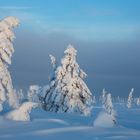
[101,88,107,106]
[104,93,116,124]
[0,16,19,111]
[42,45,93,116]
[127,88,134,109]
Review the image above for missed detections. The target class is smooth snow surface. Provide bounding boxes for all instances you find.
[0,103,140,140]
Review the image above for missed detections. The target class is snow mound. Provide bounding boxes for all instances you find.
[93,111,116,128]
[5,102,38,121]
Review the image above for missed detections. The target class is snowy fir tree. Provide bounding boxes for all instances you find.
[92,96,96,104]
[27,85,41,103]
[41,44,93,116]
[14,89,24,104]
[104,93,116,124]
[49,54,56,69]
[48,54,57,82]
[136,98,140,107]
[100,88,107,107]
[94,92,117,128]
[127,88,134,109]
[0,16,19,111]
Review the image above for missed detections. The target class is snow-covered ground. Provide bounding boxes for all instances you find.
[0,103,140,140]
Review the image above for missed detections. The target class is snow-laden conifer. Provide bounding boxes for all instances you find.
[94,92,117,127]
[48,54,57,82]
[14,89,24,104]
[104,93,116,120]
[0,17,19,111]
[127,88,134,109]
[136,98,140,107]
[42,45,93,116]
[27,85,41,103]
[101,88,107,106]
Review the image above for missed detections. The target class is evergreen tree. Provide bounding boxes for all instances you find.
[42,45,93,116]
[0,16,19,111]
[27,85,41,103]
[127,88,134,109]
[104,93,116,124]
[48,54,57,82]
[14,89,24,104]
[101,88,107,107]
[94,92,117,127]
[136,98,140,107]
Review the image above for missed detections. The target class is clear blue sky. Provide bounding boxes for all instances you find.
[0,0,140,97]
[0,0,139,41]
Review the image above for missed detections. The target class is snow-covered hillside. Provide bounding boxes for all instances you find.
[0,103,140,140]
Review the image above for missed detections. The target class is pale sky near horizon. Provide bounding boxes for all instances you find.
[0,0,140,97]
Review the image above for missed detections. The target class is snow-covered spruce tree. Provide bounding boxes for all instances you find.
[42,45,93,116]
[0,17,19,111]
[27,85,41,103]
[127,88,134,109]
[92,96,96,104]
[48,54,57,82]
[94,93,116,127]
[104,93,116,124]
[101,88,107,107]
[136,98,140,107]
[14,89,24,104]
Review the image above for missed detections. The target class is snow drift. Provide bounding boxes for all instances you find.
[94,111,116,128]
[5,102,38,121]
